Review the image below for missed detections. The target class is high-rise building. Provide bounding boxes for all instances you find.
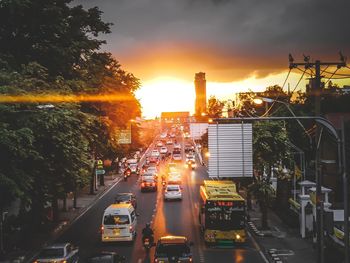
[194,72,207,116]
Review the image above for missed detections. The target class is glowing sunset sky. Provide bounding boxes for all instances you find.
[75,0,350,118]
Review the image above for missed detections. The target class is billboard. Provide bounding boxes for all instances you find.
[114,123,131,144]
[190,123,208,140]
[208,123,253,178]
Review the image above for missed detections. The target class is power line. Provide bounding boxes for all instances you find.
[261,68,292,117]
[324,67,340,86]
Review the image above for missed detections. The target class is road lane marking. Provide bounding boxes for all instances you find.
[247,231,269,263]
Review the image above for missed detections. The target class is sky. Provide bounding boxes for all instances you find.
[75,0,350,118]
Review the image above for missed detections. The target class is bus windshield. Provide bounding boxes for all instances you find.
[205,204,245,230]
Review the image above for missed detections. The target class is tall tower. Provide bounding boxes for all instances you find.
[194,72,207,116]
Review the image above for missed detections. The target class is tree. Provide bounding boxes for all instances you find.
[250,121,292,229]
[248,177,274,229]
[207,96,225,118]
[0,0,142,237]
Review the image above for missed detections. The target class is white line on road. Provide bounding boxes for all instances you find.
[247,231,269,263]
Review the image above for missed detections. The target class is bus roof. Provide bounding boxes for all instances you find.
[201,180,244,201]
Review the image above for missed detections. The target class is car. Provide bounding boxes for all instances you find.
[114,193,137,209]
[170,133,176,138]
[160,146,168,154]
[174,143,181,149]
[160,133,167,139]
[185,159,196,170]
[141,178,157,192]
[87,252,126,263]
[166,140,173,145]
[151,149,160,157]
[149,156,160,165]
[156,141,163,147]
[164,185,182,200]
[142,172,157,180]
[147,166,158,176]
[129,163,139,174]
[154,236,193,263]
[101,204,137,242]
[172,154,182,162]
[34,243,79,263]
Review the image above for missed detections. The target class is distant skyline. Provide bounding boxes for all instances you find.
[75,0,350,118]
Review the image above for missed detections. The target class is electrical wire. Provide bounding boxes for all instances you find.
[321,69,350,77]
[324,67,340,86]
[260,68,292,117]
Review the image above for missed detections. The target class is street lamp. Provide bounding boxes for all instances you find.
[213,116,348,263]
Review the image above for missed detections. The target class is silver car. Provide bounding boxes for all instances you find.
[164,185,182,201]
[34,243,79,263]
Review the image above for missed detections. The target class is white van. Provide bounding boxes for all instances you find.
[101,204,137,242]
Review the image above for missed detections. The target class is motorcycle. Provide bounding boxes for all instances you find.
[143,237,154,253]
[123,170,130,181]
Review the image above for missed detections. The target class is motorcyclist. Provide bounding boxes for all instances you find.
[142,223,154,244]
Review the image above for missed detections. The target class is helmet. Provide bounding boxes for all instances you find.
[146,223,150,228]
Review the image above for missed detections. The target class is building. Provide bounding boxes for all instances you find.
[195,72,207,116]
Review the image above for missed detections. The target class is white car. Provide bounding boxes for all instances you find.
[160,147,168,154]
[174,143,181,149]
[172,154,182,161]
[151,149,160,157]
[156,141,163,147]
[160,133,167,139]
[164,185,182,200]
[35,243,79,263]
[166,140,173,145]
[147,166,158,175]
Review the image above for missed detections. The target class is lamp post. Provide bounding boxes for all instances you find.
[213,116,348,263]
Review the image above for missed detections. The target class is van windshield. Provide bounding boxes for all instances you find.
[103,214,130,225]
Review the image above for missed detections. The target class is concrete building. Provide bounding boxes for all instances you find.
[194,72,207,116]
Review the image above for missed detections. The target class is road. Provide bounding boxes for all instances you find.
[56,135,266,263]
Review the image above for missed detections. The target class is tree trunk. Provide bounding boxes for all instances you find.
[90,169,95,194]
[73,190,77,209]
[52,197,59,222]
[62,194,67,212]
[99,173,104,186]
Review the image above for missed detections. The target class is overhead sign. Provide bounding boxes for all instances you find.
[208,123,253,178]
[114,123,131,144]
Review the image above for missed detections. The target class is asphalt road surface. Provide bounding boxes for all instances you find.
[56,135,266,263]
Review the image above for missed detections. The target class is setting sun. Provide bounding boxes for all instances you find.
[135,76,195,118]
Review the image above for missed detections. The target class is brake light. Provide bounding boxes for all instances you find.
[152,183,155,186]
[101,225,104,234]
[154,258,158,263]
[189,256,193,262]
[129,225,133,233]
[141,182,145,187]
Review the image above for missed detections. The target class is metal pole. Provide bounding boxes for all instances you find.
[341,118,349,263]
[0,215,3,255]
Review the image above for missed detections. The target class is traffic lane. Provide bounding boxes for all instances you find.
[151,165,202,262]
[191,164,266,263]
[56,173,158,261]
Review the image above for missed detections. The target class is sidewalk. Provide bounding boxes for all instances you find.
[1,172,122,263]
[247,201,317,263]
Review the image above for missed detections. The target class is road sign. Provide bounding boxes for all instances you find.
[96,169,105,175]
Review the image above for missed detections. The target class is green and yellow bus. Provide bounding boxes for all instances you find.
[199,180,246,245]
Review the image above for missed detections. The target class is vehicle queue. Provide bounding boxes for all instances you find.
[33,127,247,263]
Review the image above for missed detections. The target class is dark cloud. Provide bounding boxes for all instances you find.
[74,0,350,81]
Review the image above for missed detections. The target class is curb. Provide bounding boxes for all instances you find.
[267,249,284,263]
[26,175,123,263]
[247,221,265,237]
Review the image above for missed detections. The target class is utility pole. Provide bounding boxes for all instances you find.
[289,53,347,263]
